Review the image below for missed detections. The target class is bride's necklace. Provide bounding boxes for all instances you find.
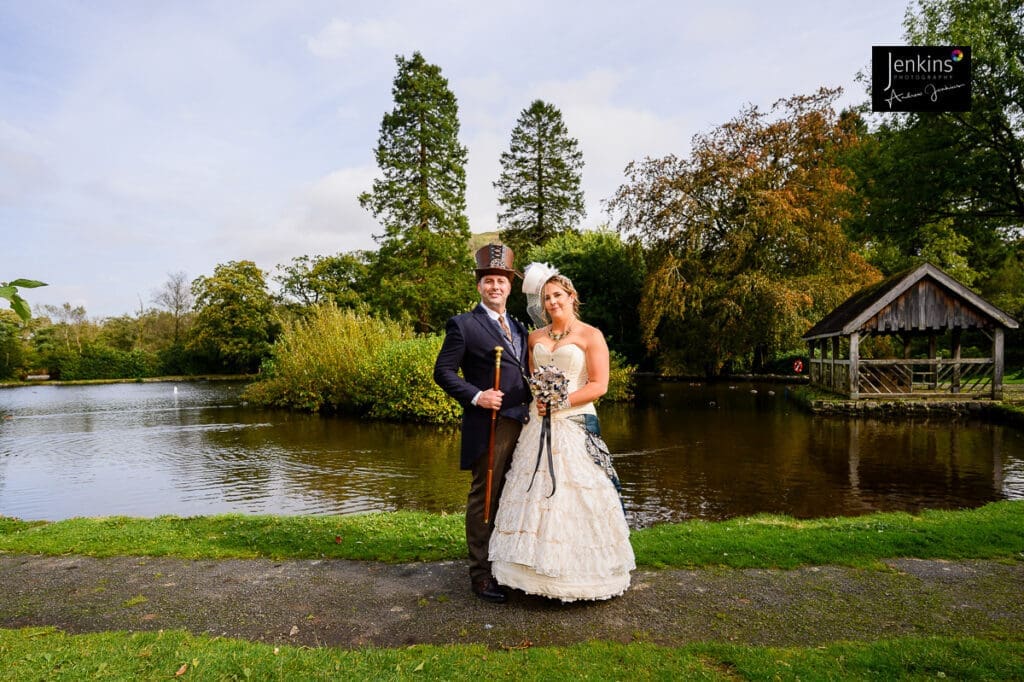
[547,323,573,342]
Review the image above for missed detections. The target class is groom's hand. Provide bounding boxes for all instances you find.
[478,389,504,410]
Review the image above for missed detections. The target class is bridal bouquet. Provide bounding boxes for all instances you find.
[529,365,569,408]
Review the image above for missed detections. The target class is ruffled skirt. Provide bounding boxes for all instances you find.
[488,407,635,602]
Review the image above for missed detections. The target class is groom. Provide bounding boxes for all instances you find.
[434,244,531,603]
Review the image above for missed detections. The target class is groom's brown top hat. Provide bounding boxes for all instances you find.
[473,243,520,280]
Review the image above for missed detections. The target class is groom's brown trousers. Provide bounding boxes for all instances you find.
[466,416,522,583]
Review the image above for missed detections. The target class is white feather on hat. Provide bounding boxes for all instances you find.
[521,262,560,327]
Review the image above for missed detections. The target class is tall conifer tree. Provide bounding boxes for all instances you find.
[359,52,474,332]
[495,100,585,255]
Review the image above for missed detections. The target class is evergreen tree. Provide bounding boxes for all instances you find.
[359,52,475,332]
[495,100,585,256]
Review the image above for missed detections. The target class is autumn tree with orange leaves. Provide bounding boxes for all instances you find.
[609,87,879,375]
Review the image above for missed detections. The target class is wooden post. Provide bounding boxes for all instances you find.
[951,328,962,394]
[832,336,840,394]
[849,332,860,399]
[807,341,815,385]
[993,327,1005,400]
[820,339,827,388]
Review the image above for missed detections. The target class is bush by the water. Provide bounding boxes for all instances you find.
[49,344,160,380]
[242,305,413,412]
[351,335,461,423]
[606,350,636,402]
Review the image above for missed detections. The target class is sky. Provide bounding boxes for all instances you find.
[1,1,910,319]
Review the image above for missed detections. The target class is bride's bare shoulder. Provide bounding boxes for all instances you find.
[579,321,605,340]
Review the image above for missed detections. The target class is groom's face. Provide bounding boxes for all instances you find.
[478,274,511,312]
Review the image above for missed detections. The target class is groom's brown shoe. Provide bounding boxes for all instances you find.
[472,576,507,603]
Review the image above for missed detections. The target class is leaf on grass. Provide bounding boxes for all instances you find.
[175,663,188,676]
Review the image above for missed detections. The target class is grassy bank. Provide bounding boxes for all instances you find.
[2,504,1022,679]
[2,501,1022,569]
[1,628,1021,681]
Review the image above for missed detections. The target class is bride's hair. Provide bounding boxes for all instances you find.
[542,274,582,322]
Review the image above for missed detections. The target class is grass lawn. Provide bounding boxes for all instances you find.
[2,500,1022,569]
[2,502,1022,680]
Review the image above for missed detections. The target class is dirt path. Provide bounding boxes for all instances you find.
[1,554,1021,650]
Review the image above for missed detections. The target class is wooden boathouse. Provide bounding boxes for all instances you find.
[802,263,1019,400]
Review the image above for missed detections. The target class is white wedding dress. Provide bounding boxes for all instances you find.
[489,343,635,602]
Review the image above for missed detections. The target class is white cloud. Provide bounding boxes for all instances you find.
[280,166,381,252]
[203,166,381,286]
[0,120,55,202]
[306,18,405,59]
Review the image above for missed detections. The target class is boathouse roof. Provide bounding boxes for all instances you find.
[802,262,1018,341]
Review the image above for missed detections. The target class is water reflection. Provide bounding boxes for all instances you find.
[602,381,1023,525]
[1,380,1022,525]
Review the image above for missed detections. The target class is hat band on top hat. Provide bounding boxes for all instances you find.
[473,243,519,277]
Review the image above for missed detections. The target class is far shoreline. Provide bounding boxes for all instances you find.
[3,371,1022,430]
[0,374,256,389]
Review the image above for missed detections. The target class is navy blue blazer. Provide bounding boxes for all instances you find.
[434,304,532,469]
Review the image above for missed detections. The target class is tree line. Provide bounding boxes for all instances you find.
[3,0,1022,387]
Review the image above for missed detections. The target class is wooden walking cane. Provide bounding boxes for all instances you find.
[484,346,503,524]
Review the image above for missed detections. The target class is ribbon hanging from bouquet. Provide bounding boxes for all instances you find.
[526,365,569,497]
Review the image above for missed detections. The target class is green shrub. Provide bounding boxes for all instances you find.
[604,350,637,402]
[44,343,159,380]
[352,335,461,424]
[0,320,26,380]
[242,305,411,412]
[157,343,198,376]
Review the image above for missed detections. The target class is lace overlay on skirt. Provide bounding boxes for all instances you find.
[488,343,635,602]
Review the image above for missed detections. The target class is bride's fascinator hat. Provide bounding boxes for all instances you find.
[522,262,560,327]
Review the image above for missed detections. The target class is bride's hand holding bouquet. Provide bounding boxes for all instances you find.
[529,365,569,416]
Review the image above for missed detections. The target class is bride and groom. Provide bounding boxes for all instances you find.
[434,244,634,604]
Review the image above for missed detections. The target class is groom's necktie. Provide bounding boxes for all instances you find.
[498,315,512,342]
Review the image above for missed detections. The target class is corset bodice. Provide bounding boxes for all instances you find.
[532,343,595,418]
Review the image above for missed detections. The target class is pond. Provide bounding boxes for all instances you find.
[1,380,1022,527]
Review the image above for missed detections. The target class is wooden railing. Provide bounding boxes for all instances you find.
[809,358,996,397]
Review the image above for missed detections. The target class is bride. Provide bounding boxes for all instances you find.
[488,263,635,602]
